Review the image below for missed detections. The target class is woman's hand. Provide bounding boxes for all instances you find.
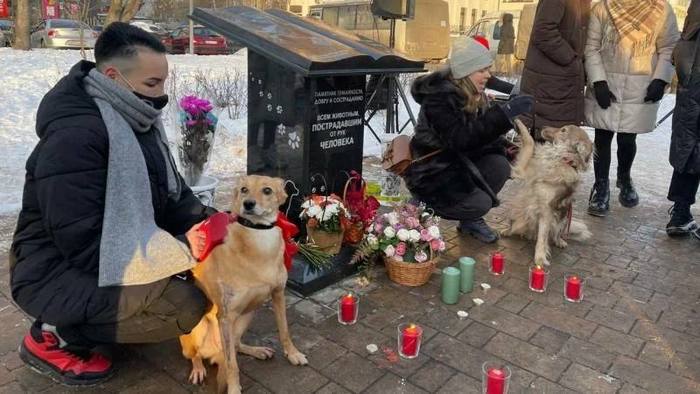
[501,95,535,119]
[185,221,206,260]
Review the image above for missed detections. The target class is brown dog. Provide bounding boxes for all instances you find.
[180,175,308,393]
[502,120,593,266]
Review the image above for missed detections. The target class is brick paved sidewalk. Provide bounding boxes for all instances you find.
[0,133,699,393]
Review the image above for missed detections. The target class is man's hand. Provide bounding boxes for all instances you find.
[186,221,206,260]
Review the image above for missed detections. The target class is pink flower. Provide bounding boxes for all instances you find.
[374,223,383,233]
[430,239,442,251]
[414,250,428,263]
[420,229,432,241]
[395,242,407,256]
[406,217,420,229]
[438,240,446,251]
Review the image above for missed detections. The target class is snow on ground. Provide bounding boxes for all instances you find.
[0,47,677,216]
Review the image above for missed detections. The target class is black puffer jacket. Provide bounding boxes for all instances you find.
[9,61,214,327]
[670,1,700,175]
[404,70,513,203]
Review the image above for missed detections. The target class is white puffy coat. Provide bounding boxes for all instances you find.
[584,1,680,134]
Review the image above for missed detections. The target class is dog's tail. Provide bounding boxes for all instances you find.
[568,219,592,241]
[511,119,535,179]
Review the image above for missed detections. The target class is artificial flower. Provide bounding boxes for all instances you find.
[409,229,421,243]
[384,245,395,257]
[383,226,396,238]
[397,229,410,242]
[414,250,428,263]
[395,242,407,256]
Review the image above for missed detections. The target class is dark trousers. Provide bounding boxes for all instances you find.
[594,129,638,179]
[56,276,207,347]
[668,170,700,206]
[428,154,511,221]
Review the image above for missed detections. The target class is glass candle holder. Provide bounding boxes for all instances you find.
[482,362,511,394]
[337,293,359,325]
[529,265,549,293]
[397,323,423,359]
[490,252,505,275]
[564,274,584,303]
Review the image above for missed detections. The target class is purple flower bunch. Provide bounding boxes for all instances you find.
[363,202,446,264]
[177,95,218,185]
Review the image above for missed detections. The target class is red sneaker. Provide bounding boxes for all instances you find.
[19,330,113,386]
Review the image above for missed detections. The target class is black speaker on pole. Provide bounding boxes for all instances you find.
[370,0,415,20]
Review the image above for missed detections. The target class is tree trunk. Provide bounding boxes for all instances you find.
[104,0,143,26]
[13,0,31,50]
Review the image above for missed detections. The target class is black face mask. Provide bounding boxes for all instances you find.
[134,91,169,110]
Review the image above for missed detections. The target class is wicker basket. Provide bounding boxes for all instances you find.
[384,254,438,287]
[306,225,344,255]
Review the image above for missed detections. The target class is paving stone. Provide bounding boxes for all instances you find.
[0,352,23,372]
[315,318,391,357]
[310,287,348,305]
[12,366,54,392]
[244,382,273,393]
[585,305,637,333]
[520,302,597,339]
[618,383,653,394]
[484,333,570,382]
[582,287,619,308]
[304,337,348,369]
[435,372,481,394]
[240,354,328,394]
[407,360,455,393]
[559,337,617,371]
[456,322,497,349]
[495,293,530,314]
[524,377,576,393]
[669,350,700,381]
[0,382,24,394]
[364,373,427,394]
[610,282,654,303]
[418,306,472,337]
[559,363,621,393]
[589,325,647,358]
[609,355,700,393]
[528,326,570,355]
[639,341,673,369]
[467,305,540,340]
[612,297,664,322]
[633,273,676,295]
[293,300,335,324]
[119,373,189,394]
[631,320,700,356]
[315,382,352,394]
[0,367,13,387]
[321,352,383,393]
[0,311,31,356]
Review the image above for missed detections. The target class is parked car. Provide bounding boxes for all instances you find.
[131,21,168,38]
[465,11,522,56]
[0,19,13,47]
[30,19,98,49]
[162,25,228,55]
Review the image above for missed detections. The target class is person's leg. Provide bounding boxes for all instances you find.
[616,132,639,207]
[666,170,700,236]
[475,154,511,195]
[588,129,614,216]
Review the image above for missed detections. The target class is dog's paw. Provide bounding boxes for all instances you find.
[535,257,551,266]
[188,364,207,385]
[554,238,568,248]
[286,350,309,366]
[245,346,275,360]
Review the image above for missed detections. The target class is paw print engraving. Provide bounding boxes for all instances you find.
[276,124,286,136]
[276,105,283,114]
[267,93,272,100]
[288,132,300,150]
[267,104,273,112]
[259,91,264,97]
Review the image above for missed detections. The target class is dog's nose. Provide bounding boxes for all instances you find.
[243,200,256,211]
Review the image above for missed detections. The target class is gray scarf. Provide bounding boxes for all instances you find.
[84,69,194,287]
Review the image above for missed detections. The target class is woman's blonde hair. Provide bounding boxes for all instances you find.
[450,73,488,114]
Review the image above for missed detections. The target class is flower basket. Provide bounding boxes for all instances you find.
[306,225,344,255]
[385,252,438,287]
[342,171,380,245]
[176,96,218,186]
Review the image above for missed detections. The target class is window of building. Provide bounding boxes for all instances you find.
[338,5,357,29]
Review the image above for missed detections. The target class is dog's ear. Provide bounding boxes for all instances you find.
[275,178,289,206]
[540,127,561,142]
[231,176,246,213]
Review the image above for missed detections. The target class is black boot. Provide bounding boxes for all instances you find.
[617,173,639,208]
[588,179,610,217]
[458,218,499,244]
[666,204,697,237]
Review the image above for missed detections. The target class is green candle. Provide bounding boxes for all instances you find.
[441,266,461,305]
[459,257,476,293]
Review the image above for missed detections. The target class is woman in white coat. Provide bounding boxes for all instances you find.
[585,0,680,217]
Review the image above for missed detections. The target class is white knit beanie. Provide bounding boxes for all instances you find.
[449,38,494,80]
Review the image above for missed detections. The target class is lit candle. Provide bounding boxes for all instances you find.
[491,252,505,275]
[338,293,358,325]
[399,323,422,358]
[486,367,506,394]
[565,275,583,302]
[529,265,547,293]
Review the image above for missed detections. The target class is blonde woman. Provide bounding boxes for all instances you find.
[404,38,534,243]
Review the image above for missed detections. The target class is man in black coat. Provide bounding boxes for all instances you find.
[9,23,215,385]
[666,0,700,238]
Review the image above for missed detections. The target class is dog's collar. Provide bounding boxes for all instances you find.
[237,216,276,230]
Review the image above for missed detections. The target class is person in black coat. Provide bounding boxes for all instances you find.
[9,24,215,385]
[666,0,700,238]
[404,37,534,243]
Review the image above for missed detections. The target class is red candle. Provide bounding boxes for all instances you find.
[529,266,546,292]
[340,293,357,323]
[491,252,505,275]
[401,324,421,357]
[565,275,582,301]
[486,367,506,394]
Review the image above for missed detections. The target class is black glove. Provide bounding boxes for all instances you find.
[644,79,667,103]
[593,81,617,109]
[500,95,535,119]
